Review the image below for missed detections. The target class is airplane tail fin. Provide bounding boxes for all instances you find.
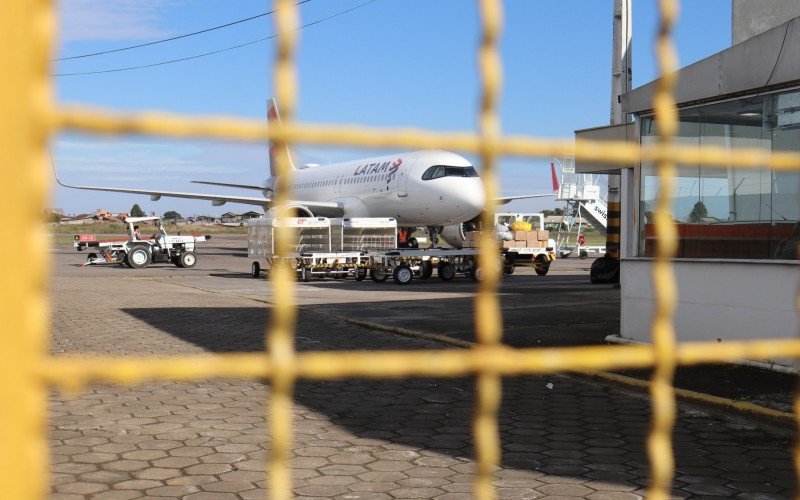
[267,98,296,177]
[550,162,560,192]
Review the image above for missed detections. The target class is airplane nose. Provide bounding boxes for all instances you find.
[454,179,485,219]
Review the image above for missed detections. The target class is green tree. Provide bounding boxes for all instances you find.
[163,210,182,221]
[552,207,566,216]
[130,204,146,217]
[688,201,708,223]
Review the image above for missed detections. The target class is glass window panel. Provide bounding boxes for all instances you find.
[638,90,799,260]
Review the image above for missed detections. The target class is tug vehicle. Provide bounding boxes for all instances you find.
[74,216,210,269]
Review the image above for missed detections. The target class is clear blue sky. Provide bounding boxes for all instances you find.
[53,0,731,217]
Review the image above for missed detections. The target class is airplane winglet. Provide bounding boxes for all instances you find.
[50,150,70,188]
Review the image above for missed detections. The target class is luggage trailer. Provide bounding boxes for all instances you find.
[247,217,396,281]
[248,217,555,284]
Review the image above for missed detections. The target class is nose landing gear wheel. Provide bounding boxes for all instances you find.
[438,262,456,281]
[393,264,413,285]
[251,261,261,279]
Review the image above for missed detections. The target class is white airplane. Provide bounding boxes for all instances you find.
[54,99,553,245]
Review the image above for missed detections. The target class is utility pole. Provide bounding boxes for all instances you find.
[592,0,631,283]
[608,0,632,259]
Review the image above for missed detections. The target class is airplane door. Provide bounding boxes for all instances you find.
[397,157,416,198]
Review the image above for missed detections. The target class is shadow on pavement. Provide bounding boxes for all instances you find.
[122,305,796,497]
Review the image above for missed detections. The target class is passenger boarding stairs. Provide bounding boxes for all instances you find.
[553,159,608,235]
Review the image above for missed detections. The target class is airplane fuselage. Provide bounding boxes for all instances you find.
[273,150,485,227]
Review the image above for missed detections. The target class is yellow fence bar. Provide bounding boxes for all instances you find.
[0,0,54,498]
[268,1,300,499]
[647,1,680,498]
[474,1,504,497]
[56,107,800,171]
[38,338,800,388]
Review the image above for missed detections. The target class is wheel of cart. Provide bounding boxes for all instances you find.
[503,253,515,275]
[419,261,433,279]
[437,261,456,281]
[251,261,261,278]
[127,245,151,269]
[300,266,312,282]
[355,268,367,281]
[370,267,388,283]
[393,264,413,285]
[579,249,588,259]
[86,252,97,263]
[535,254,550,276]
[470,256,504,283]
[178,251,197,268]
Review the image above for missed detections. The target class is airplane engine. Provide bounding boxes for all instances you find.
[440,214,482,249]
[440,224,467,249]
[266,204,314,218]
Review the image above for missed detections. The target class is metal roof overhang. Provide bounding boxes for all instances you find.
[622,16,800,115]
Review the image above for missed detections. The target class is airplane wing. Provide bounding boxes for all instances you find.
[55,175,270,208]
[192,180,266,191]
[494,193,555,205]
[55,170,343,213]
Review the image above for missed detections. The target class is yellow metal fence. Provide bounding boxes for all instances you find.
[2,0,799,499]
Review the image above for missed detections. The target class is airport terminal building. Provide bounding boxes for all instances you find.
[578,1,800,368]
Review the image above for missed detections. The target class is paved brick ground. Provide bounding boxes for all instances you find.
[48,242,796,499]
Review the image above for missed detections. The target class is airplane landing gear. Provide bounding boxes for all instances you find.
[426,226,443,248]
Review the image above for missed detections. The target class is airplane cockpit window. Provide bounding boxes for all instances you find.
[422,165,479,180]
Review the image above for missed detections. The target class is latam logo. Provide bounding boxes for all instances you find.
[386,158,402,185]
[351,158,403,186]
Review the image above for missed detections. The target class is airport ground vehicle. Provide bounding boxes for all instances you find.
[74,216,210,269]
[366,247,491,285]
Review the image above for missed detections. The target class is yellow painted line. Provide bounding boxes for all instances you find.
[589,371,794,424]
[149,276,794,424]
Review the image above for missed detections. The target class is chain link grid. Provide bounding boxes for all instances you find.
[2,0,799,499]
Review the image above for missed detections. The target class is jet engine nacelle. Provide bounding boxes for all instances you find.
[440,214,483,249]
[441,223,467,249]
[266,204,314,218]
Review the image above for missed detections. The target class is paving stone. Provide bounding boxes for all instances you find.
[55,482,109,495]
[103,460,149,472]
[112,480,162,490]
[132,468,181,481]
[201,481,256,493]
[295,484,350,496]
[90,490,143,500]
[388,486,445,498]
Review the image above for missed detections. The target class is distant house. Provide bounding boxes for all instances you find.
[220,212,240,223]
[240,211,263,220]
[195,215,219,225]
